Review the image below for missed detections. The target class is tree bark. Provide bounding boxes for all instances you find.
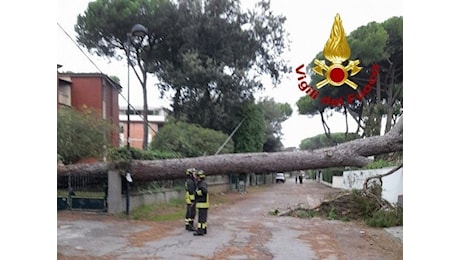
[57,162,109,177]
[57,116,402,182]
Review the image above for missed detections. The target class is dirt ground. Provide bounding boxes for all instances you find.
[58,179,402,259]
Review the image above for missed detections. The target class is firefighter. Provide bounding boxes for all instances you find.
[184,168,197,231]
[193,170,209,236]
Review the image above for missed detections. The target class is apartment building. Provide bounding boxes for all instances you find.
[57,67,122,147]
[119,106,167,149]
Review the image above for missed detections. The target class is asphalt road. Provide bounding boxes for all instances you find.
[58,179,402,259]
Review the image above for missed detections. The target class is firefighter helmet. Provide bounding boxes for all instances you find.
[186,168,196,175]
[196,170,205,178]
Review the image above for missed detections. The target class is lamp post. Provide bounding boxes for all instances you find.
[125,23,148,216]
[126,23,148,151]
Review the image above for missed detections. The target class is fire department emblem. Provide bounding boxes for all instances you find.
[313,14,362,90]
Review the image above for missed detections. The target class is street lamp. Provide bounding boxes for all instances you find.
[126,23,148,151]
[125,23,148,216]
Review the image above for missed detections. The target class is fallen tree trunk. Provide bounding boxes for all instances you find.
[57,162,109,177]
[57,116,402,182]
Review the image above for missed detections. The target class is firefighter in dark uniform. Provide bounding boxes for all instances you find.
[193,170,209,236]
[184,168,197,231]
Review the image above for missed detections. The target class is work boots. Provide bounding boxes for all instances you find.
[186,224,195,231]
[193,228,205,236]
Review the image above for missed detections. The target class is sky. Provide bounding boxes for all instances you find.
[56,0,403,148]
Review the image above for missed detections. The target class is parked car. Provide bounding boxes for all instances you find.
[275,173,285,183]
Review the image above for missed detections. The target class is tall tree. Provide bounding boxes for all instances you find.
[74,0,290,149]
[257,97,293,152]
[147,0,290,135]
[75,0,170,150]
[380,16,403,133]
[232,102,265,153]
[347,17,403,136]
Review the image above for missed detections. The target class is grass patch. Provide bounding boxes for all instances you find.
[129,198,185,221]
[366,206,403,227]
[57,190,105,199]
[291,209,317,218]
[127,190,259,221]
[269,209,280,216]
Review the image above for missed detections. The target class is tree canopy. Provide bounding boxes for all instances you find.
[257,97,293,152]
[299,132,361,150]
[75,0,170,150]
[148,0,291,135]
[150,120,234,157]
[232,102,265,153]
[74,0,291,150]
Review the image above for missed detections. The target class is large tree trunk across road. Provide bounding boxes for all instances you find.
[57,116,402,182]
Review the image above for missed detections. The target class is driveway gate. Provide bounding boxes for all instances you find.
[57,172,108,211]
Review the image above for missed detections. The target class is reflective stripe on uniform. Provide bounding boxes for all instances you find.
[196,193,209,208]
[196,202,209,208]
[185,192,191,204]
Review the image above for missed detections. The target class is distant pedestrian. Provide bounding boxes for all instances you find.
[194,170,209,236]
[299,174,303,184]
[184,168,197,231]
[295,175,298,184]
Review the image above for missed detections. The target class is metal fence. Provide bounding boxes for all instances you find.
[57,172,108,211]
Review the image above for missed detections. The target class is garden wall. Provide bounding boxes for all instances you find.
[326,166,403,206]
[107,171,232,214]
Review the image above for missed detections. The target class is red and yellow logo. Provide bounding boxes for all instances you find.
[295,14,379,107]
[313,14,362,89]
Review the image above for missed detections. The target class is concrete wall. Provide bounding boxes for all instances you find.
[318,167,403,206]
[341,166,403,205]
[107,171,232,214]
[332,176,344,189]
[109,167,402,214]
[318,173,343,189]
[107,171,123,214]
[127,189,183,212]
[206,174,231,193]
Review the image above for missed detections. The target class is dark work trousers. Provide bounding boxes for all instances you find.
[197,208,208,234]
[185,203,196,228]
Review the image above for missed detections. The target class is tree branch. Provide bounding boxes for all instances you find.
[363,163,403,208]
